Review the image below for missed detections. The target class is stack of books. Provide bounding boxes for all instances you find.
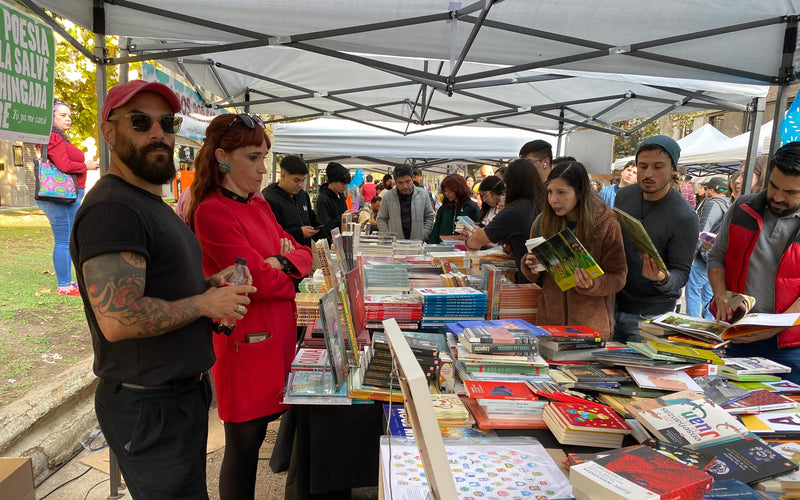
[414,287,488,328]
[361,331,438,388]
[363,262,410,294]
[430,393,472,427]
[498,283,539,323]
[392,239,424,257]
[463,380,547,428]
[538,325,606,362]
[627,340,724,366]
[297,276,330,293]
[428,250,469,270]
[458,325,539,356]
[358,234,395,258]
[295,292,324,326]
[363,294,423,330]
[543,401,632,447]
[406,263,446,289]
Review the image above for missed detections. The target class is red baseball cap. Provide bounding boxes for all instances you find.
[101,80,181,121]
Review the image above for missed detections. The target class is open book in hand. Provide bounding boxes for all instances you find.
[613,207,670,278]
[524,228,603,291]
[651,309,800,342]
[707,290,757,324]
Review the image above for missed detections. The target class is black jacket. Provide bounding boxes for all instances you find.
[315,182,347,242]
[262,183,318,248]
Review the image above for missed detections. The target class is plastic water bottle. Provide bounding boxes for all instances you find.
[212,257,248,335]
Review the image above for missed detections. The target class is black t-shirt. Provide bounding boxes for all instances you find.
[483,198,537,283]
[70,174,214,386]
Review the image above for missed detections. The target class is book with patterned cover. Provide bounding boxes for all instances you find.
[546,401,632,434]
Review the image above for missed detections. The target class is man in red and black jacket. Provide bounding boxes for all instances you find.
[708,141,800,383]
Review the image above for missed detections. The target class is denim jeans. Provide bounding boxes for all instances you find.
[685,258,713,319]
[36,188,84,287]
[613,311,659,344]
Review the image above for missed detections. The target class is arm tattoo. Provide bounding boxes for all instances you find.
[83,252,201,338]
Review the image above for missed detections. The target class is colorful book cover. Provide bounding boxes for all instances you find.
[592,444,713,498]
[462,326,539,344]
[464,380,538,401]
[720,389,797,413]
[560,365,631,383]
[319,288,349,391]
[546,401,631,433]
[526,228,604,291]
[538,324,603,338]
[642,438,717,471]
[627,365,703,392]
[635,398,750,448]
[645,340,724,365]
[700,434,799,484]
[291,348,330,371]
[613,207,670,277]
[722,357,792,375]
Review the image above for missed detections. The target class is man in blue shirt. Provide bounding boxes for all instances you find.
[600,160,637,207]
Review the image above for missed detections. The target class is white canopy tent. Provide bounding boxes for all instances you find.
[272,118,557,174]
[20,0,797,185]
[611,123,731,169]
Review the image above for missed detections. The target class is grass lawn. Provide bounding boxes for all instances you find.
[0,208,91,404]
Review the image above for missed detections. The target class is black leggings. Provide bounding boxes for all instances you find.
[219,412,283,500]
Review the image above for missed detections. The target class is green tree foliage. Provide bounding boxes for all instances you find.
[52,18,120,147]
[612,118,661,160]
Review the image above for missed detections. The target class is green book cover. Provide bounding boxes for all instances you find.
[527,228,603,291]
[614,207,670,278]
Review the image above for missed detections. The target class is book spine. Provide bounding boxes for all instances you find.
[467,343,538,354]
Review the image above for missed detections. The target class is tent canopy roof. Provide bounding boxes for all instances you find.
[26,0,786,135]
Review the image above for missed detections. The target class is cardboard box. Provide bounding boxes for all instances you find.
[0,458,35,500]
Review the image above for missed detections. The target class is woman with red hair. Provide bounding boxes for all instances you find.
[187,113,312,500]
[429,173,479,243]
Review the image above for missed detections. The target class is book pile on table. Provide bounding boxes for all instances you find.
[363,262,410,294]
[458,323,540,356]
[498,283,539,323]
[543,401,632,448]
[295,293,324,326]
[429,393,473,427]
[414,287,488,328]
[537,325,606,362]
[361,331,439,389]
[406,263,445,289]
[428,250,469,270]
[392,239,424,257]
[297,276,330,293]
[364,293,422,330]
[720,356,792,382]
[463,380,548,429]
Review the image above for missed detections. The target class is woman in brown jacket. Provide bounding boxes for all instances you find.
[521,162,627,339]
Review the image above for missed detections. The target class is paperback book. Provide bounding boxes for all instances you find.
[613,207,670,277]
[700,434,799,484]
[525,228,604,291]
[569,444,713,500]
[651,310,800,342]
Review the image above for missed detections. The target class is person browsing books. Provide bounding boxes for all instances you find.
[477,175,504,225]
[708,141,800,384]
[466,159,547,283]
[613,135,699,343]
[187,113,313,500]
[521,162,627,339]
[263,155,320,249]
[377,164,435,240]
[429,173,479,243]
[315,162,351,242]
[685,177,730,319]
[70,81,256,499]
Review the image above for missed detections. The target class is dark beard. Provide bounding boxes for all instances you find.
[768,197,800,217]
[115,134,176,185]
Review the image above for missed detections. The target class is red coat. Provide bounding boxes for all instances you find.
[195,192,313,422]
[48,132,88,189]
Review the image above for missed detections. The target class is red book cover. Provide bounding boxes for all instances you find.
[464,380,538,401]
[547,401,631,434]
[462,397,547,430]
[594,445,713,500]
[539,325,602,338]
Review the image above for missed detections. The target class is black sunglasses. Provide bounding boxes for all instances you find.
[216,113,266,149]
[109,112,182,134]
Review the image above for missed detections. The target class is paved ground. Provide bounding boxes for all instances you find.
[34,411,379,500]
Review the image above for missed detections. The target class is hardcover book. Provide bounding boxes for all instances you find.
[291,348,330,371]
[559,365,631,383]
[570,444,713,500]
[462,326,540,344]
[720,389,797,414]
[525,227,604,291]
[721,357,792,375]
[538,324,603,337]
[544,401,632,448]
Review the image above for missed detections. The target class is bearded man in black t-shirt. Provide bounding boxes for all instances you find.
[70,81,255,499]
